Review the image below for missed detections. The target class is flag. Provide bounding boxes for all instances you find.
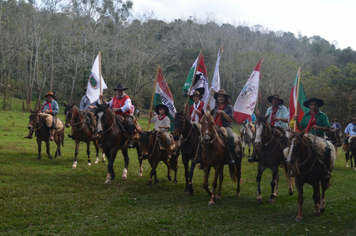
[86,54,107,103]
[182,52,209,105]
[154,68,177,132]
[233,59,262,124]
[205,49,222,110]
[289,70,309,130]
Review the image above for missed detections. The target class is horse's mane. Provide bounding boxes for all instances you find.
[200,112,214,124]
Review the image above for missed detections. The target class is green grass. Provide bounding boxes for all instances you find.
[0,98,356,235]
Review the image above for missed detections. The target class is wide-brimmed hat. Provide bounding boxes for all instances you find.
[113,84,128,91]
[155,104,169,115]
[352,117,356,122]
[190,91,202,99]
[333,118,338,122]
[303,97,324,108]
[214,89,230,100]
[267,94,284,104]
[44,91,56,99]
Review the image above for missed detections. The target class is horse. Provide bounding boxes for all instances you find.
[27,109,64,160]
[284,131,336,221]
[139,131,178,187]
[200,112,242,205]
[325,128,342,155]
[239,122,255,158]
[64,103,105,169]
[172,111,201,195]
[346,136,356,170]
[94,103,143,183]
[253,116,293,204]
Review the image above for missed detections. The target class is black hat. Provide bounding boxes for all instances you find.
[190,91,202,99]
[352,117,356,122]
[155,104,169,116]
[267,94,284,104]
[303,97,324,108]
[113,84,128,91]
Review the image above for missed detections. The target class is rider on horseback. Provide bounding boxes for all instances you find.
[342,117,356,152]
[293,97,332,179]
[185,91,204,122]
[249,94,289,162]
[80,86,99,133]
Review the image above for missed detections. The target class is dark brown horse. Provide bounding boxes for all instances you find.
[64,103,105,169]
[27,109,64,160]
[94,103,143,183]
[284,131,336,221]
[172,111,200,195]
[200,112,242,205]
[253,116,293,204]
[346,137,356,170]
[139,131,178,187]
[325,128,342,154]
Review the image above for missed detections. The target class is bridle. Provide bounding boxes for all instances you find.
[176,115,194,143]
[66,108,85,131]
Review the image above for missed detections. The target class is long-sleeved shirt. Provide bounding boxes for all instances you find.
[41,100,59,115]
[80,95,99,111]
[265,105,289,129]
[344,123,356,136]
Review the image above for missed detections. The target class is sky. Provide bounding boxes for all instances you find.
[131,0,356,50]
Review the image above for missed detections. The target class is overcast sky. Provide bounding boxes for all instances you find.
[131,0,356,50]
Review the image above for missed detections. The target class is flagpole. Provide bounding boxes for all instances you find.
[294,67,301,132]
[207,46,223,109]
[255,58,263,115]
[98,51,102,103]
[147,65,160,131]
[184,49,203,115]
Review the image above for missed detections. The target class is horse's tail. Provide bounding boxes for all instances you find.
[228,163,238,183]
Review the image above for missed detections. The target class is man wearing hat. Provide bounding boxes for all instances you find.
[249,94,289,162]
[205,89,236,164]
[79,86,99,134]
[186,91,204,122]
[100,84,135,148]
[343,117,356,153]
[331,118,341,130]
[25,91,59,140]
[144,104,173,159]
[294,97,332,179]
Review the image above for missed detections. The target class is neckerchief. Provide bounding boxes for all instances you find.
[306,110,319,133]
[214,103,226,127]
[270,106,278,126]
[191,101,201,121]
[41,101,52,113]
[158,115,166,121]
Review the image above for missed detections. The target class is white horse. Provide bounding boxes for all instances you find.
[239,122,255,157]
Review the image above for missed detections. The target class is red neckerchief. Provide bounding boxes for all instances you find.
[305,110,319,133]
[214,103,226,127]
[41,101,52,113]
[270,106,278,126]
[158,115,166,121]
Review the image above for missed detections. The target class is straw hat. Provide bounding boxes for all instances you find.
[44,91,56,99]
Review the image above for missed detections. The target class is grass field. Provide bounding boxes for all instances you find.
[0,99,356,235]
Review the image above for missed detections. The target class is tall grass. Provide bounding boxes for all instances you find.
[0,98,355,235]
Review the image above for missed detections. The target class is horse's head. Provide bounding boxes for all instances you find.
[327,128,342,147]
[284,131,306,165]
[138,131,154,159]
[94,103,110,133]
[254,115,271,148]
[172,111,187,141]
[200,112,215,143]
[63,103,75,128]
[28,109,41,131]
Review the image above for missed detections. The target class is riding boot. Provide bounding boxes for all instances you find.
[25,130,34,139]
[248,149,258,163]
[127,135,134,148]
[226,145,236,165]
[166,143,172,159]
[49,128,55,141]
[192,139,202,164]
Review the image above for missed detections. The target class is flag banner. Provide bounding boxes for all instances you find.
[86,55,107,103]
[182,53,209,105]
[289,70,309,129]
[205,49,221,110]
[233,59,262,124]
[154,68,177,131]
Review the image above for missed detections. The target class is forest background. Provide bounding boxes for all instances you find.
[1,0,356,127]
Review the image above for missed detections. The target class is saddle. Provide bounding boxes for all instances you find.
[217,127,241,152]
[348,135,356,144]
[304,133,336,167]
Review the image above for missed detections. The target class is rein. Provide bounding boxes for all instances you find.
[178,115,194,143]
[101,112,116,134]
[257,128,280,155]
[294,134,318,176]
[148,132,159,157]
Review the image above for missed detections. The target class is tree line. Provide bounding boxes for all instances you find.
[1,0,356,128]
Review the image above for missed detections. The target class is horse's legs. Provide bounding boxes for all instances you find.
[295,179,304,221]
[312,182,321,216]
[203,166,212,201]
[345,150,350,167]
[247,143,251,157]
[216,165,224,200]
[269,169,279,204]
[72,140,80,169]
[187,161,197,196]
[320,179,329,213]
[37,138,42,160]
[163,158,172,181]
[86,141,91,166]
[256,164,265,203]
[121,149,130,180]
[94,140,100,164]
[105,150,118,183]
[136,144,143,177]
[183,158,190,192]
[54,136,60,158]
[45,140,53,159]
[148,159,159,187]
[242,142,246,157]
[235,159,242,197]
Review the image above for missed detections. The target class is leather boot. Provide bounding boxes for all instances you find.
[25,130,34,139]
[226,145,236,165]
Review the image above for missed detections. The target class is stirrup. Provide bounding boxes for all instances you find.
[248,156,258,163]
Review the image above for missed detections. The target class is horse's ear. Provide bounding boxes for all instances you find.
[36,108,40,113]
[105,103,110,109]
[201,109,205,117]
[64,103,67,107]
[70,103,74,108]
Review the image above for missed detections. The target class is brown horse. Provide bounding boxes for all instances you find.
[325,128,342,154]
[95,103,143,183]
[200,112,242,205]
[253,116,293,204]
[27,109,64,160]
[64,103,105,169]
[284,131,336,221]
[172,111,200,195]
[138,131,178,187]
[346,137,356,170]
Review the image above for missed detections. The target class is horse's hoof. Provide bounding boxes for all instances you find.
[314,212,321,216]
[154,180,159,185]
[257,198,263,204]
[346,164,349,168]
[122,176,127,180]
[138,173,143,177]
[173,179,177,184]
[236,193,240,197]
[295,217,302,222]
[289,190,294,196]
[216,196,221,200]
[87,163,91,166]
[320,208,325,214]
[94,159,99,164]
[268,199,275,204]
[168,176,172,181]
[105,180,111,184]
[208,201,215,206]
[49,156,54,160]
